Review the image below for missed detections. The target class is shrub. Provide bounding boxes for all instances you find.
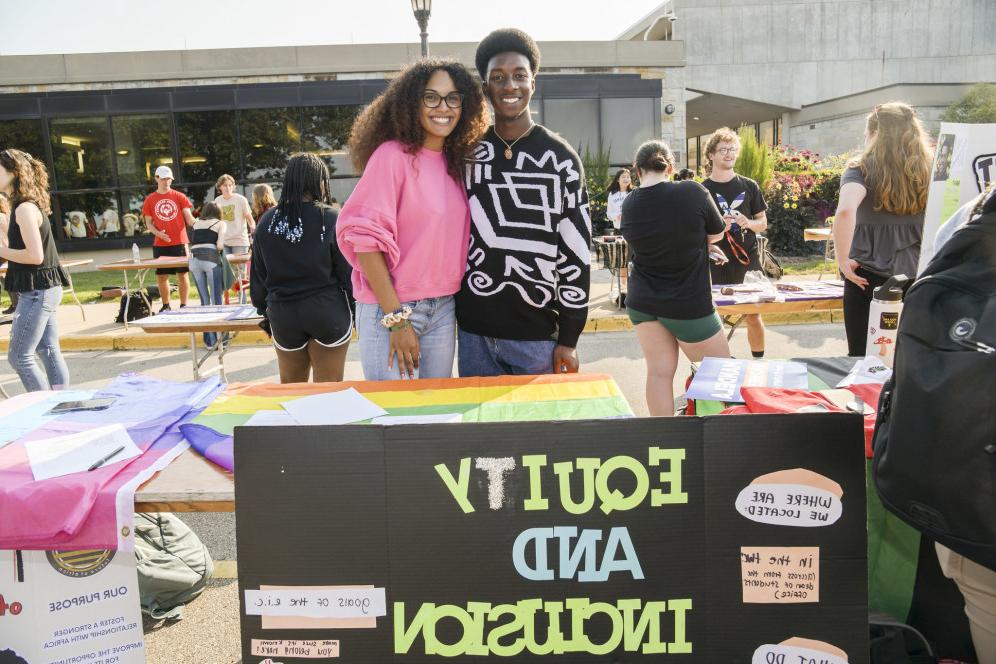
[734,125,774,189]
[581,144,613,235]
[763,146,844,255]
[941,83,996,124]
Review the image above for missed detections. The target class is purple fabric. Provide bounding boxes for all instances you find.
[179,423,234,472]
[0,374,223,550]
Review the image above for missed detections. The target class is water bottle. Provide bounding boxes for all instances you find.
[866,274,909,367]
[131,243,141,263]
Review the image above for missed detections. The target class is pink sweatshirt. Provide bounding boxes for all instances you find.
[336,140,470,304]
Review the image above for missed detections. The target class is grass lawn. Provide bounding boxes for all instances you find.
[780,257,831,276]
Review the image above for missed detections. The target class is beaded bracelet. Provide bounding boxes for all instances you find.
[380,305,412,329]
[389,320,412,332]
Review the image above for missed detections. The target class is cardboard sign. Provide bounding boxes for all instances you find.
[234,415,867,662]
[919,122,996,273]
[0,549,145,663]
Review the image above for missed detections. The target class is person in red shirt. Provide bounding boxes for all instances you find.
[142,165,195,311]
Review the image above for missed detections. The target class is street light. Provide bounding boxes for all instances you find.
[411,0,432,57]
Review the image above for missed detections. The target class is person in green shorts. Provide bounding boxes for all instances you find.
[620,139,732,415]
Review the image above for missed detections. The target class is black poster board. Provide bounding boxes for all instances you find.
[235,414,867,663]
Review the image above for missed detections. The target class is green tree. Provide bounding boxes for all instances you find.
[734,125,774,190]
[941,83,996,123]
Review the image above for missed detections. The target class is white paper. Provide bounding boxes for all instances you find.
[150,312,230,323]
[24,423,141,481]
[243,410,298,427]
[244,588,386,618]
[281,388,387,426]
[371,413,463,426]
[836,356,893,387]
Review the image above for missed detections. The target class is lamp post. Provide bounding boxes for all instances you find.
[411,0,432,57]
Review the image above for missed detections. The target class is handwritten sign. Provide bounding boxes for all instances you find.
[234,415,869,661]
[244,588,386,619]
[752,637,849,664]
[735,469,843,527]
[252,639,340,658]
[741,547,819,603]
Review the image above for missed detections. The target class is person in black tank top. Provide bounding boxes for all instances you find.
[0,149,71,391]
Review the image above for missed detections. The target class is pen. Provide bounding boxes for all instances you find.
[87,445,126,472]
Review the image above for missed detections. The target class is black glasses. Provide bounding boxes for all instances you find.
[422,90,464,109]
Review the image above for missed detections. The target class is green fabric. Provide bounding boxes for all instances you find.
[866,460,921,621]
[220,253,238,291]
[626,307,724,343]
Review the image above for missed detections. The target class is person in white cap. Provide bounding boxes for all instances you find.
[142,165,195,311]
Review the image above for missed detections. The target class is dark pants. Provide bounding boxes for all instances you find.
[843,266,910,356]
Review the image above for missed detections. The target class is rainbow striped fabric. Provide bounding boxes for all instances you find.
[181,374,633,472]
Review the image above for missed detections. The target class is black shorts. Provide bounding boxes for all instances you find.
[267,289,353,351]
[153,244,189,275]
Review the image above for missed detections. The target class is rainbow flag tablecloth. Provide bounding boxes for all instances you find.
[181,373,633,472]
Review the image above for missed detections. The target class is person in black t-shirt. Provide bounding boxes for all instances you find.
[250,153,353,383]
[702,127,769,357]
[622,140,731,416]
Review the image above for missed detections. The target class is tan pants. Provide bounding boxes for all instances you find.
[936,543,996,664]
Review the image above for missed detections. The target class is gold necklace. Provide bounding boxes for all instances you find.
[495,125,535,160]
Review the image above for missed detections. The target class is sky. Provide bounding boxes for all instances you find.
[3,0,664,56]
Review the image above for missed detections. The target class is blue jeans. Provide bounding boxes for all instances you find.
[8,287,70,391]
[457,329,556,377]
[189,256,224,347]
[356,296,455,380]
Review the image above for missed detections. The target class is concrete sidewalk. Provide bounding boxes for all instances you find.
[0,268,843,352]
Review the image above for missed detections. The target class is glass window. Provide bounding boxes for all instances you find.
[759,120,774,147]
[176,110,239,184]
[56,191,118,241]
[49,117,114,190]
[529,98,543,126]
[112,114,174,187]
[601,98,658,165]
[329,177,359,206]
[179,184,216,218]
[240,107,302,181]
[0,119,45,160]
[543,99,599,155]
[774,118,782,145]
[301,105,360,176]
[118,189,149,237]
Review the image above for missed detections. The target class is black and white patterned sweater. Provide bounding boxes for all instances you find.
[455,125,591,347]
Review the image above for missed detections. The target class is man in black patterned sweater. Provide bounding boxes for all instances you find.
[456,28,591,376]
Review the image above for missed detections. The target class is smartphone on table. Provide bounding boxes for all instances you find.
[47,398,117,414]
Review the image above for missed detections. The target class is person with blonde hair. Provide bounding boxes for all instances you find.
[701,126,769,357]
[251,183,277,219]
[0,149,71,391]
[213,173,254,255]
[833,101,932,356]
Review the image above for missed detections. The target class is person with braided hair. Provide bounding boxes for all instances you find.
[0,148,71,391]
[337,58,488,381]
[250,153,354,383]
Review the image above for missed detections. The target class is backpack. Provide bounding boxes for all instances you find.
[871,208,996,572]
[114,292,151,323]
[134,512,214,620]
[756,234,784,280]
[869,614,936,663]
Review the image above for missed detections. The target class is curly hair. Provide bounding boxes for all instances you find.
[848,101,932,215]
[0,149,51,214]
[475,28,541,80]
[348,59,488,181]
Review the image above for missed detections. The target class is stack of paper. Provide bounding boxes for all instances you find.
[24,424,141,481]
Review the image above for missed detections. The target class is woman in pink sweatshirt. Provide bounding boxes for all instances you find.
[337,59,488,380]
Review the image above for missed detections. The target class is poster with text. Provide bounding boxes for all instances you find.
[918,122,996,273]
[234,414,867,662]
[0,549,144,664]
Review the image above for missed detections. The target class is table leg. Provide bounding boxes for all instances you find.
[723,315,745,341]
[190,333,201,380]
[64,269,86,321]
[122,269,132,331]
